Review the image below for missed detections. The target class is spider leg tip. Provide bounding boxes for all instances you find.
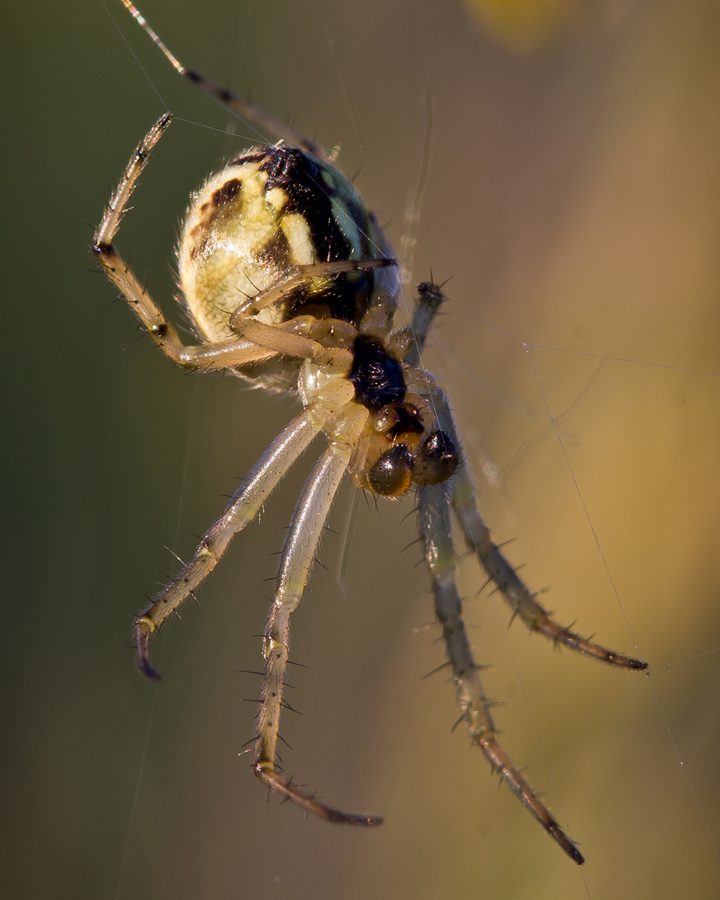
[137,659,162,681]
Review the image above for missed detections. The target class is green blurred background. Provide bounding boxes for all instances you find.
[3,0,720,897]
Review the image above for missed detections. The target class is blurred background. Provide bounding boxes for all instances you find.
[3,0,720,897]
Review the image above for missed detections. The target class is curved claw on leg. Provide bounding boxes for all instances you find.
[135,616,162,680]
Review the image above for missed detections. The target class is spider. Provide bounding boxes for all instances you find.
[94,0,647,865]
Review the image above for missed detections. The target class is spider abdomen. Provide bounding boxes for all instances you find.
[178,144,397,344]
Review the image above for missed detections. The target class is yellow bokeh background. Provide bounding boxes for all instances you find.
[464,0,581,52]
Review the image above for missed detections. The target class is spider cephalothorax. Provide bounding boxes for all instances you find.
[94,0,647,865]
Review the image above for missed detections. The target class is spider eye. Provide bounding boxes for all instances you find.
[413,430,459,485]
[368,445,415,496]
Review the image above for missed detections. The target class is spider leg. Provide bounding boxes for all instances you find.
[418,480,585,864]
[119,1,327,160]
[93,114,288,372]
[229,258,396,323]
[424,386,647,670]
[230,319,354,370]
[134,379,355,679]
[450,458,647,669]
[252,403,381,825]
[404,281,448,367]
[404,280,644,671]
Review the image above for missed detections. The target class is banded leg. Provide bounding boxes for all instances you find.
[120,0,326,159]
[252,404,380,825]
[418,480,585,864]
[134,396,346,679]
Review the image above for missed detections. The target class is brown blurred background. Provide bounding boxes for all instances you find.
[3,0,719,897]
